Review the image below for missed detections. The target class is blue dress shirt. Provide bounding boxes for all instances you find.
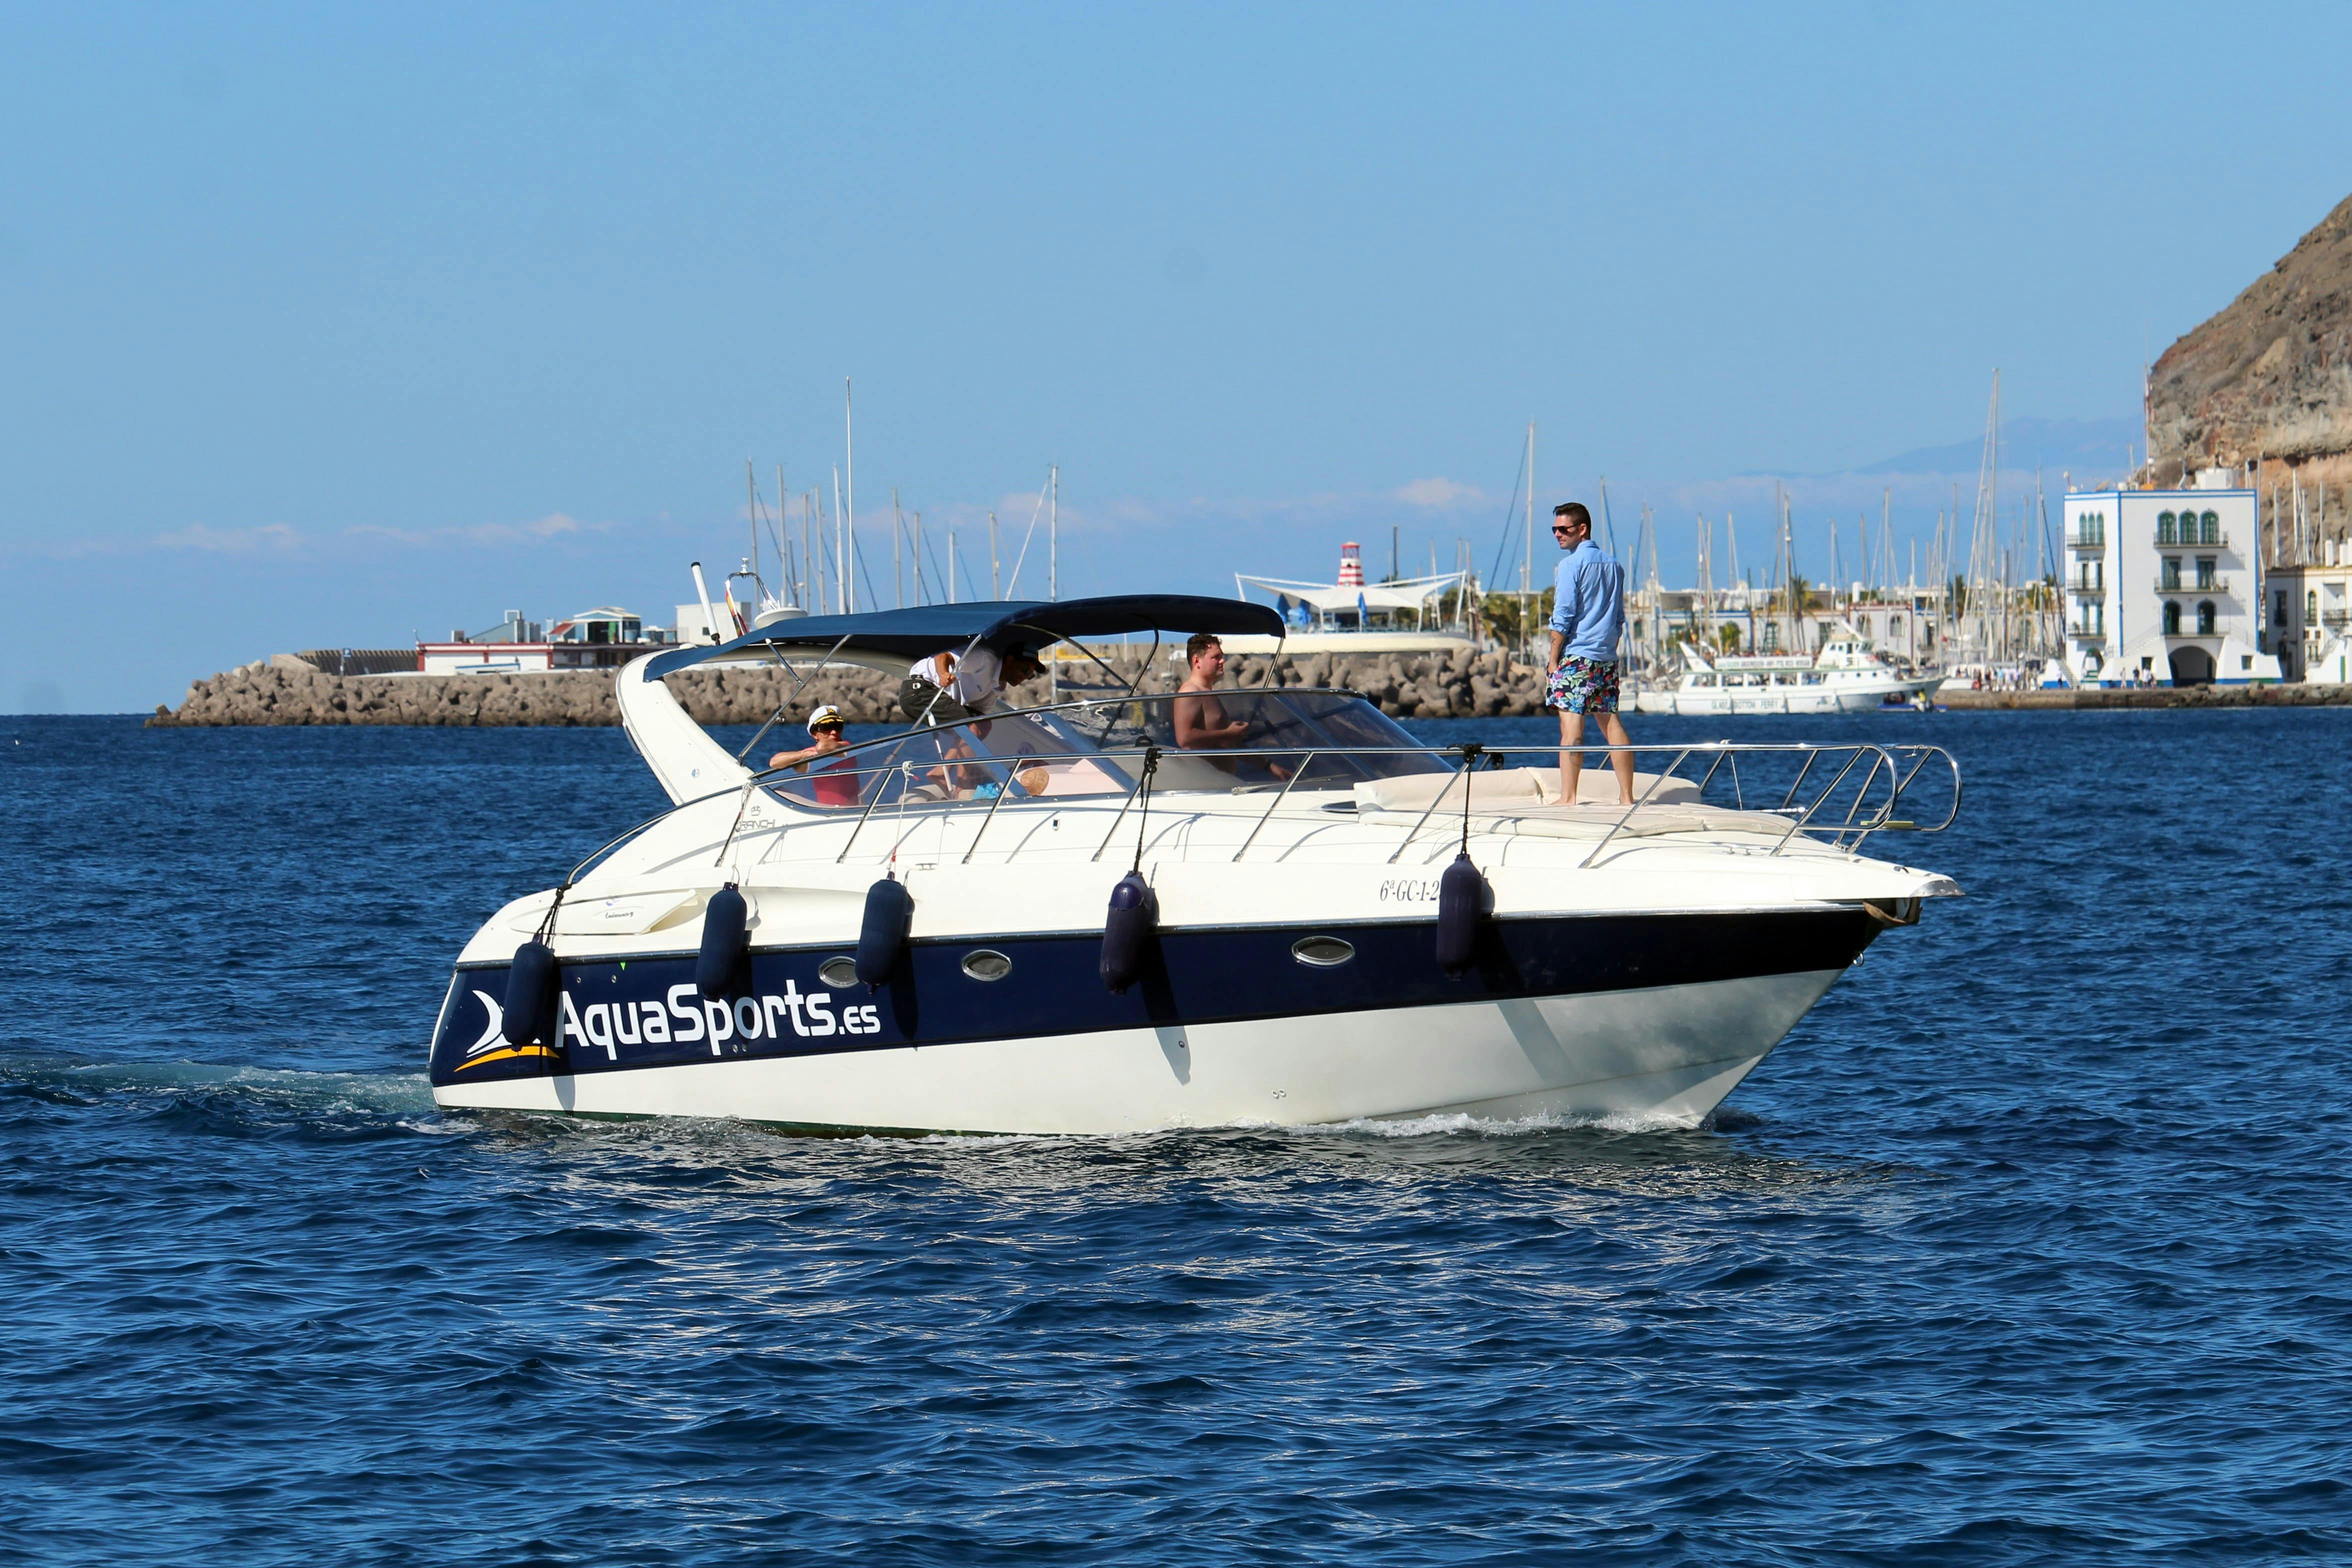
[1549,540,1626,660]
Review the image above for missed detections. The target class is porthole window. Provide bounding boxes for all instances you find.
[1290,936,1356,968]
[818,956,858,988]
[960,950,1012,982]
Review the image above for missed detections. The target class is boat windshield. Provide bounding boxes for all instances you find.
[765,690,1446,810]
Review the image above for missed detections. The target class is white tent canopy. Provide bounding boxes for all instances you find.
[1236,571,1466,616]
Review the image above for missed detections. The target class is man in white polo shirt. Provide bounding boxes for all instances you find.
[898,642,1046,724]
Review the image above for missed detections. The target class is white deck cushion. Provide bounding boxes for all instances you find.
[1352,766,1700,813]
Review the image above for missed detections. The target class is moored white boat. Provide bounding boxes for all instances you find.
[428,596,1960,1134]
[1634,625,1946,715]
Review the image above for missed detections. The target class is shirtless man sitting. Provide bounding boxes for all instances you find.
[1172,634,1290,778]
[1172,633,1248,750]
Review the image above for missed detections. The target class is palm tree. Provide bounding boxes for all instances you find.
[1782,573,1810,650]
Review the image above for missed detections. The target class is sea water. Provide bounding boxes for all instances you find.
[4,710,2350,1565]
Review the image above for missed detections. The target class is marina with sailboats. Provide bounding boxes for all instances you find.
[150,373,2352,728]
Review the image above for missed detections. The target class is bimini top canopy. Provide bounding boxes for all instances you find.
[642,594,1285,679]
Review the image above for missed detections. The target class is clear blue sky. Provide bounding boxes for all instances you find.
[6,2,2348,710]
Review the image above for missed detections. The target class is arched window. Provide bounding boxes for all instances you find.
[2158,510,2177,544]
[2197,600,2216,636]
[2200,510,2220,544]
[2163,600,2181,635]
[2310,590,2320,622]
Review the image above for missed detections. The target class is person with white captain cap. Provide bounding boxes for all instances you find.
[767,706,860,806]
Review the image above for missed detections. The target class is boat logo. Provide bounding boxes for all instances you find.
[450,972,886,1072]
[465,990,505,1056]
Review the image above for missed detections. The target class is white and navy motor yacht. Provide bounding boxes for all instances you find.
[428,596,1960,1134]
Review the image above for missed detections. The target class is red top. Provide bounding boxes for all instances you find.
[814,756,860,807]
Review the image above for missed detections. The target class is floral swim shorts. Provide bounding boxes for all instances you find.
[1545,654,1621,714]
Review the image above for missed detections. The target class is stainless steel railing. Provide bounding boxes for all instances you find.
[564,692,1962,882]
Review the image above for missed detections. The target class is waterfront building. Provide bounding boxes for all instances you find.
[2061,478,2280,686]
[418,606,675,676]
[2264,547,2352,682]
[1639,585,1940,666]
[1832,592,1941,667]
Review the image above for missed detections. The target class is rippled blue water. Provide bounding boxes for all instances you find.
[6,708,2350,1565]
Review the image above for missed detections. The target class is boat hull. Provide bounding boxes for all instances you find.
[432,974,1838,1133]
[1634,676,1943,716]
[429,910,1876,1134]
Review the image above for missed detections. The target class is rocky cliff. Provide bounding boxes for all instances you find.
[148,648,1552,728]
[2146,192,2352,538]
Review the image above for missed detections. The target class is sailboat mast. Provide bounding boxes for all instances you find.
[1049,465,1059,601]
[1702,514,1722,648]
[1643,503,1661,672]
[1880,487,1892,598]
[1522,422,1535,662]
[746,460,760,593]
[786,466,800,606]
[843,378,856,614]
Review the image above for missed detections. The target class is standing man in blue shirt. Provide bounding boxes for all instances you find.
[1544,501,1634,805]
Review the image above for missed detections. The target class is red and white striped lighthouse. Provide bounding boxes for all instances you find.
[1338,541,1364,586]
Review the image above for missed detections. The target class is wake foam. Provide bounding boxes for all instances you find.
[0,1050,439,1120]
[1277,1106,1711,1138]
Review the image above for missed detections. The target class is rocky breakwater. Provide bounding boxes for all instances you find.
[148,648,1552,728]
[1173,648,1548,718]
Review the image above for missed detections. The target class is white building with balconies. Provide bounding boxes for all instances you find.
[2061,480,2280,686]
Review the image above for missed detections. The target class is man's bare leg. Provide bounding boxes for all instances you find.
[1558,708,1586,804]
[1598,710,1634,804]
